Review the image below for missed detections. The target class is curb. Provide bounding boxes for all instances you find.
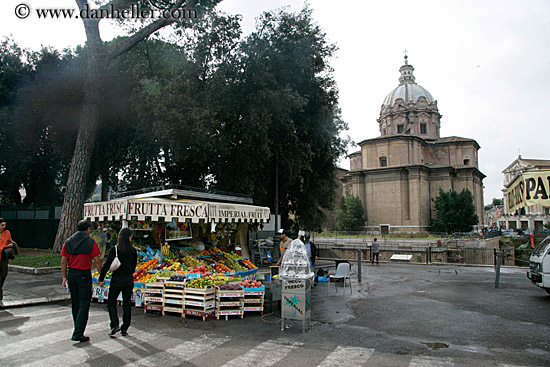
[1,295,70,309]
[8,265,61,274]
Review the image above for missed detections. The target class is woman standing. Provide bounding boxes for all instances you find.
[98,227,137,336]
[0,218,17,306]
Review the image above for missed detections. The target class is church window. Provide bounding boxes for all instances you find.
[379,156,387,167]
[420,123,427,134]
[397,124,404,133]
[464,158,470,166]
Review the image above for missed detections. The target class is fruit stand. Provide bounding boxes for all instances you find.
[86,187,271,320]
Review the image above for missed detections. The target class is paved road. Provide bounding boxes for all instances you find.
[1,263,549,366]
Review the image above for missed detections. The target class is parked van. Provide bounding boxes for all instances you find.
[527,236,550,295]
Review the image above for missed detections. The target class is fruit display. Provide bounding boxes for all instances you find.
[161,242,171,257]
[138,259,158,271]
[239,259,257,270]
[133,268,147,281]
[181,256,203,268]
[92,271,112,279]
[168,275,186,282]
[213,263,232,274]
[187,277,215,288]
[218,283,243,290]
[223,251,240,261]
[238,279,262,288]
[157,270,177,278]
[188,265,213,276]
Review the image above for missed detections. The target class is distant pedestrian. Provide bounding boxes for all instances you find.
[0,218,18,306]
[98,227,138,337]
[61,220,102,342]
[303,233,319,284]
[275,229,292,266]
[372,237,380,264]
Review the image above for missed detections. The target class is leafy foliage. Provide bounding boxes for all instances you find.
[0,6,349,233]
[431,188,479,233]
[334,193,365,231]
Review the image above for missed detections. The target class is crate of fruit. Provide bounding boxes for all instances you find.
[215,283,244,298]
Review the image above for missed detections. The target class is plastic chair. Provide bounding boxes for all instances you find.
[329,262,352,294]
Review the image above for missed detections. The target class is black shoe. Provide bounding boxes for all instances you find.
[71,335,90,342]
[121,330,128,336]
[109,327,121,336]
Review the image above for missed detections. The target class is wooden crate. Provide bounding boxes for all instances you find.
[163,281,185,316]
[144,283,164,314]
[244,286,265,314]
[183,286,215,321]
[215,286,244,320]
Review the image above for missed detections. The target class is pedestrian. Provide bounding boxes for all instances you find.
[0,218,18,306]
[372,237,380,264]
[275,229,292,266]
[61,220,102,342]
[303,233,319,284]
[98,227,137,337]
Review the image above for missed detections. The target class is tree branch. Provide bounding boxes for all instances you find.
[104,0,198,62]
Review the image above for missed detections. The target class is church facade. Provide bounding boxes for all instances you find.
[342,56,485,232]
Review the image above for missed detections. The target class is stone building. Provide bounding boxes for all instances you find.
[342,56,485,232]
[500,156,550,232]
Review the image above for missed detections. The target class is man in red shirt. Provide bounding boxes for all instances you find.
[61,220,102,342]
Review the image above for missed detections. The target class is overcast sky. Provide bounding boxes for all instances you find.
[2,0,550,205]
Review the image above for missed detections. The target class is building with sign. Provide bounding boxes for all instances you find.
[341,56,485,232]
[501,156,550,232]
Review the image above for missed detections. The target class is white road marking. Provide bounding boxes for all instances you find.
[221,338,303,367]
[318,345,375,366]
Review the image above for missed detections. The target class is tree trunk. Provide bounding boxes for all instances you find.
[52,12,104,253]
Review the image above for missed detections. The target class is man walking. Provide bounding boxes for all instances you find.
[372,237,380,264]
[61,220,102,342]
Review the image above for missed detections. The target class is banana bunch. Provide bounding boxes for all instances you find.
[161,242,171,257]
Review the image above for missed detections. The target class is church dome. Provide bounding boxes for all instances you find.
[378,55,441,139]
[382,55,435,107]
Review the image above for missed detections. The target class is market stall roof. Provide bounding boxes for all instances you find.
[110,186,253,204]
[84,197,270,224]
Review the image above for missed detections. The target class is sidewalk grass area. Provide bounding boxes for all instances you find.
[11,248,61,268]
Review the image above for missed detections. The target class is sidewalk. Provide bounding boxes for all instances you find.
[1,266,70,308]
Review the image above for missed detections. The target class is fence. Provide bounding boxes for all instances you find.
[315,241,533,267]
[0,205,61,249]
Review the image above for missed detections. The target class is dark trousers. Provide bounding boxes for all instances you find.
[372,252,379,264]
[107,277,133,332]
[0,252,9,301]
[68,268,92,338]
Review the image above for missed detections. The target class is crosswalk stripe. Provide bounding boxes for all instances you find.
[0,310,104,336]
[0,305,69,320]
[0,319,107,357]
[221,338,303,367]
[410,356,454,367]
[317,346,375,367]
[123,335,230,367]
[20,329,157,367]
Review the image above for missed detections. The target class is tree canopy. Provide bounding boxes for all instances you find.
[0,6,349,245]
[430,188,479,233]
[334,192,365,232]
